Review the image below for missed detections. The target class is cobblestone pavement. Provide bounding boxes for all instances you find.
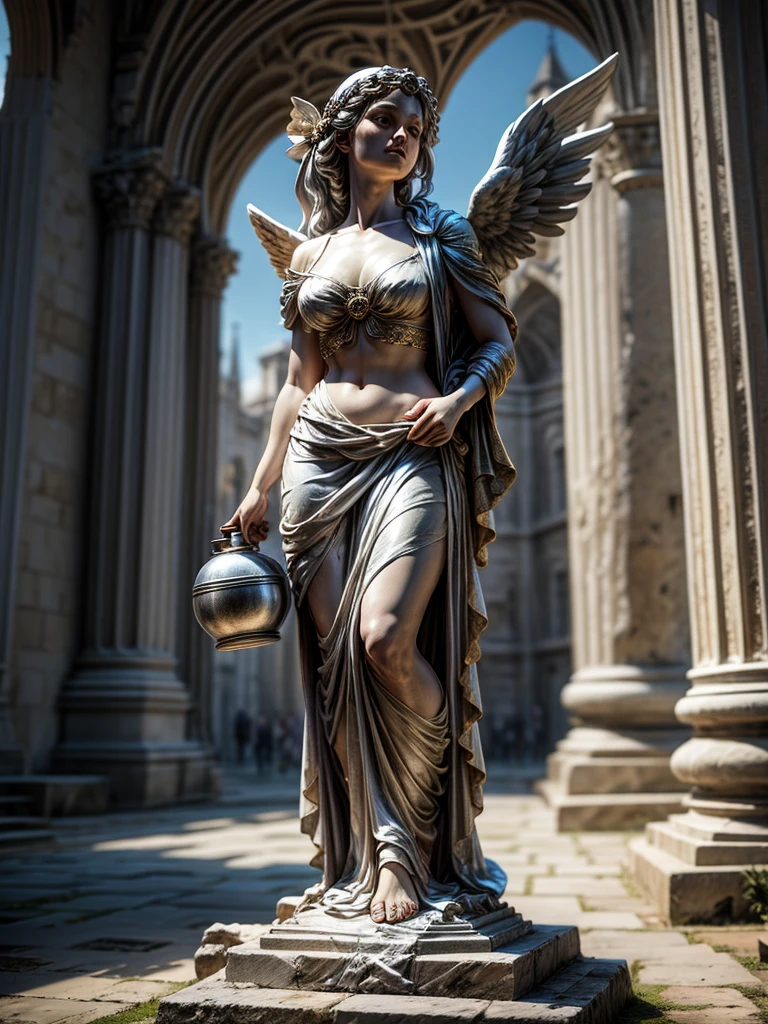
[0,767,766,1023]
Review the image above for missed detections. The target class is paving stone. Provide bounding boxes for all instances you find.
[637,949,758,985]
[666,1009,761,1023]
[553,865,622,877]
[660,986,759,1008]
[687,929,768,956]
[0,996,132,1022]
[515,898,582,924]
[532,877,627,897]
[571,912,645,930]
[580,929,690,958]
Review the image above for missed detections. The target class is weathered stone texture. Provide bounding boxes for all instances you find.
[11,0,112,769]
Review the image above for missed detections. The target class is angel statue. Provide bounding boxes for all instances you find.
[224,56,617,927]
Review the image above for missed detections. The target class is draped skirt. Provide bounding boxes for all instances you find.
[280,380,506,918]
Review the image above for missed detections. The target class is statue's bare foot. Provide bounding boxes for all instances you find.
[370,864,419,924]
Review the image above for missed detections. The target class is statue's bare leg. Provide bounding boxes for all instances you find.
[359,539,447,923]
[306,538,349,779]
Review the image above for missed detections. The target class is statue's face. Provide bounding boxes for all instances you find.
[340,88,424,181]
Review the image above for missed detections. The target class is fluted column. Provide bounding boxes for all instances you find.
[0,77,53,773]
[179,238,238,750]
[630,0,768,924]
[55,152,214,805]
[538,116,691,831]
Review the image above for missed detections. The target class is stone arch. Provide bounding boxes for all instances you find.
[106,0,655,235]
[1,0,77,80]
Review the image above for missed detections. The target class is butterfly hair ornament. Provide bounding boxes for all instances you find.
[285,65,440,161]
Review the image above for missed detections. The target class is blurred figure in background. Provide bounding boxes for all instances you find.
[233,708,251,765]
[253,714,273,775]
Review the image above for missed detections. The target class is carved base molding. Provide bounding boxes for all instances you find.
[538,665,690,830]
[629,810,768,926]
[54,657,219,806]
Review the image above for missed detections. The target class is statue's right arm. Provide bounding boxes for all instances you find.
[222,242,325,544]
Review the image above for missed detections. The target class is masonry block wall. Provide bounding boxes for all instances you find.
[11,3,111,768]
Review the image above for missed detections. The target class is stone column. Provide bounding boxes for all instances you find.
[0,77,53,774]
[537,117,691,831]
[179,238,238,750]
[55,152,215,805]
[630,0,768,924]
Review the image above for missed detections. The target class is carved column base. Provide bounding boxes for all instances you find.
[629,663,768,924]
[536,665,689,831]
[629,810,768,925]
[53,656,219,807]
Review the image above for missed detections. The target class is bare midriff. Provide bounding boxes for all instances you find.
[310,224,438,425]
[324,333,439,425]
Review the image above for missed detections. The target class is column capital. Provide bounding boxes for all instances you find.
[191,237,239,299]
[601,112,663,193]
[92,149,170,230]
[154,185,201,245]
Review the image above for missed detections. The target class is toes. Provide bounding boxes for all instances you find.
[371,901,386,923]
[385,902,398,923]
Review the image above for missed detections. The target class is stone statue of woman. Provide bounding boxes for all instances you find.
[225,59,616,927]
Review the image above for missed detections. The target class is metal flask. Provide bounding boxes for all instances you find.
[192,526,291,651]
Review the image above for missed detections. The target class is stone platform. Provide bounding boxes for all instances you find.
[157,955,631,1022]
[158,903,632,1022]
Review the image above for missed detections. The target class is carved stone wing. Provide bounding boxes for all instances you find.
[466,53,618,279]
[246,203,307,280]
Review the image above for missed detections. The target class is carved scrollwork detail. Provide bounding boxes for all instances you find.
[154,186,201,245]
[93,150,169,230]
[600,112,663,192]
[191,237,239,299]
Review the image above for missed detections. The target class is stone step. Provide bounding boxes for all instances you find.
[228,924,579,1001]
[0,828,56,855]
[645,818,768,866]
[0,795,35,814]
[0,815,54,830]
[547,754,688,795]
[157,955,631,1022]
[0,774,110,816]
[536,781,685,831]
[628,834,768,925]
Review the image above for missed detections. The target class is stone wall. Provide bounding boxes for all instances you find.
[11,2,111,769]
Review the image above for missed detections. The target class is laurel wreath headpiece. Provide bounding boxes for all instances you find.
[286,65,439,161]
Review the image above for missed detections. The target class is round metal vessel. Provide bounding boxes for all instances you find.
[192,527,291,651]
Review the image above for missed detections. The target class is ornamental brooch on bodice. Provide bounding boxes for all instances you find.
[345,289,370,320]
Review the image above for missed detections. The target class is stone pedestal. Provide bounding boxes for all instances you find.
[629,0,768,924]
[159,906,631,1022]
[540,121,690,830]
[53,153,215,805]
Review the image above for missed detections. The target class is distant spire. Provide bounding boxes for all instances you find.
[526,30,569,105]
[228,322,241,402]
[229,322,241,385]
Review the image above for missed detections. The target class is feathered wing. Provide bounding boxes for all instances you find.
[246,204,307,280]
[466,53,618,279]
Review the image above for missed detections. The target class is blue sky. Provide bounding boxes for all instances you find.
[0,11,594,381]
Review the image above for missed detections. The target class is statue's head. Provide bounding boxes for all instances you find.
[288,66,440,236]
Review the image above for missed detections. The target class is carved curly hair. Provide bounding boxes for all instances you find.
[294,66,440,237]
